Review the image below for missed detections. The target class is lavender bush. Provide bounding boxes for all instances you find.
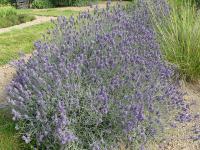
[7,1,189,149]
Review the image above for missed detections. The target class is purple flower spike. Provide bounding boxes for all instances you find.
[7,0,189,149]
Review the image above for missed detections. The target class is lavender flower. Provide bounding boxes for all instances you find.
[22,134,31,144]
[7,0,190,149]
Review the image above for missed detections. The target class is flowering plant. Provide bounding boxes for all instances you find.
[7,1,189,149]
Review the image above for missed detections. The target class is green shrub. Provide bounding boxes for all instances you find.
[0,6,35,28]
[0,0,10,5]
[151,0,200,80]
[0,14,35,28]
[50,0,98,7]
[196,0,200,6]
[32,0,53,9]
[0,6,16,17]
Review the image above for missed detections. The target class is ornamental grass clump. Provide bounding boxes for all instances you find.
[7,1,189,149]
[150,0,200,81]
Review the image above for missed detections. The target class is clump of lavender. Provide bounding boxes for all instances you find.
[7,1,188,149]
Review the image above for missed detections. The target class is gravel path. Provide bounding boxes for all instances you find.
[0,16,56,34]
[162,82,200,150]
[0,54,31,104]
[148,81,200,150]
[0,64,15,103]
[31,2,121,12]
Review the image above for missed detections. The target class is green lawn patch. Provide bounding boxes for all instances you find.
[0,22,54,66]
[0,108,27,150]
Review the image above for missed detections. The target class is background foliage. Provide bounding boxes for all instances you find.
[31,0,98,8]
[32,0,53,9]
[50,0,97,7]
[0,0,98,8]
[0,0,10,5]
[0,5,35,28]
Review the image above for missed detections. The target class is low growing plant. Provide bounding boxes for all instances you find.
[7,1,190,149]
